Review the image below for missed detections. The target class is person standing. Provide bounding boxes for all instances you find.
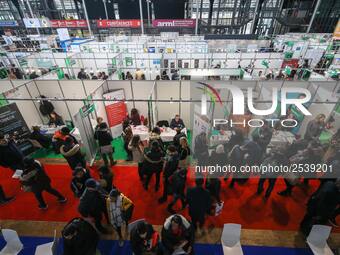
[0,185,15,206]
[38,95,55,117]
[94,122,116,166]
[106,188,134,247]
[0,132,24,171]
[304,114,326,141]
[178,137,190,169]
[20,158,67,210]
[130,220,159,255]
[161,214,194,255]
[62,217,99,255]
[167,168,187,214]
[159,145,179,204]
[128,135,145,181]
[186,178,211,235]
[98,165,114,193]
[143,141,165,191]
[60,136,86,170]
[70,166,91,198]
[122,124,133,161]
[78,178,108,234]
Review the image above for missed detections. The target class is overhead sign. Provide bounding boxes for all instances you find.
[97,19,141,28]
[0,21,18,27]
[23,18,41,28]
[152,19,196,28]
[50,20,87,28]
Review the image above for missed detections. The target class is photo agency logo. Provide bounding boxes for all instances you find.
[198,82,312,128]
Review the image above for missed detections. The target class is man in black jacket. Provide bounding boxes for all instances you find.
[161,214,194,255]
[186,178,211,234]
[70,166,91,198]
[159,145,179,204]
[38,95,54,116]
[130,220,158,255]
[173,129,186,150]
[170,115,185,130]
[0,133,24,171]
[167,168,187,214]
[78,178,108,234]
[62,217,99,255]
[300,179,340,235]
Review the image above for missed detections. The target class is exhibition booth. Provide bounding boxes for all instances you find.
[0,79,338,166]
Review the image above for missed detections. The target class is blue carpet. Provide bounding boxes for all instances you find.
[0,236,314,255]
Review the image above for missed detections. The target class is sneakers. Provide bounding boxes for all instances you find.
[0,196,15,206]
[58,198,68,204]
[39,204,48,210]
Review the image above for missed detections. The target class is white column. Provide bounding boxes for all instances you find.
[82,0,93,37]
[195,0,199,35]
[139,0,144,34]
[307,0,322,33]
[26,0,40,35]
[103,0,108,19]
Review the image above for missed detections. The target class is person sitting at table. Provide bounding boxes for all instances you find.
[130,108,141,126]
[170,114,185,130]
[30,126,52,149]
[48,112,65,127]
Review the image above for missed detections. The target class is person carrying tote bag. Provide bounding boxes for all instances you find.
[94,122,117,166]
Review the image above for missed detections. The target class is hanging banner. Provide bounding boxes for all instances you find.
[333,19,340,40]
[97,19,141,28]
[152,19,196,28]
[103,90,128,138]
[0,21,18,27]
[23,18,41,28]
[50,20,88,28]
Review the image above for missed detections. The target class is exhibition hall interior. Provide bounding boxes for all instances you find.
[0,0,340,254]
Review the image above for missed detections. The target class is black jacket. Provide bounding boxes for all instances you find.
[143,148,164,174]
[161,215,194,254]
[170,169,187,194]
[0,140,24,169]
[78,189,105,217]
[48,116,65,126]
[63,218,99,255]
[94,128,113,147]
[186,186,211,218]
[70,170,91,197]
[130,222,155,255]
[164,153,179,178]
[60,144,86,170]
[21,161,51,191]
[173,132,186,149]
[30,131,51,148]
[39,101,54,116]
[170,118,185,129]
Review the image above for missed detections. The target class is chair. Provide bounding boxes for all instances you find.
[156,120,169,127]
[0,229,23,255]
[127,219,145,234]
[307,225,334,255]
[220,224,243,255]
[34,230,58,255]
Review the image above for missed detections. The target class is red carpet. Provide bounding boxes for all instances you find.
[0,164,338,232]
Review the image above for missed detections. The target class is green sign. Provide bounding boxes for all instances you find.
[57,68,65,80]
[261,60,269,68]
[125,57,133,66]
[0,93,8,107]
[284,51,293,59]
[112,58,117,68]
[65,57,76,67]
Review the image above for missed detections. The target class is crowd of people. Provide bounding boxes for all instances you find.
[0,99,339,255]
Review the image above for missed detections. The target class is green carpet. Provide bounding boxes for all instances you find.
[32,130,192,161]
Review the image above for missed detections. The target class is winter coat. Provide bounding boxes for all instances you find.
[128,141,144,163]
[39,101,54,116]
[161,215,194,254]
[62,218,99,255]
[0,140,24,169]
[304,120,324,140]
[170,169,187,194]
[143,148,164,174]
[21,161,51,192]
[170,118,185,129]
[60,144,85,170]
[163,152,179,178]
[186,186,211,218]
[149,132,164,150]
[70,170,91,197]
[94,128,113,147]
[130,222,155,255]
[78,189,105,217]
[30,131,51,149]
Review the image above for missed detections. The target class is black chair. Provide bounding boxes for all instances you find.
[157,120,169,127]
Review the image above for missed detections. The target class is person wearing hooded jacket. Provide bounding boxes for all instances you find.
[20,158,66,209]
[159,145,179,203]
[130,220,159,255]
[62,217,99,255]
[39,95,54,116]
[143,141,165,191]
[60,136,86,170]
[161,214,194,255]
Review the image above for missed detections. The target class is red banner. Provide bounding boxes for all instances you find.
[50,20,88,28]
[97,19,141,28]
[152,19,196,28]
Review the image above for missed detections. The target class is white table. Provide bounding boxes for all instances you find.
[131,125,187,142]
[38,125,65,136]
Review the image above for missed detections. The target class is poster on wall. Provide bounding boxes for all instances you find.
[0,103,30,139]
[103,90,127,138]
